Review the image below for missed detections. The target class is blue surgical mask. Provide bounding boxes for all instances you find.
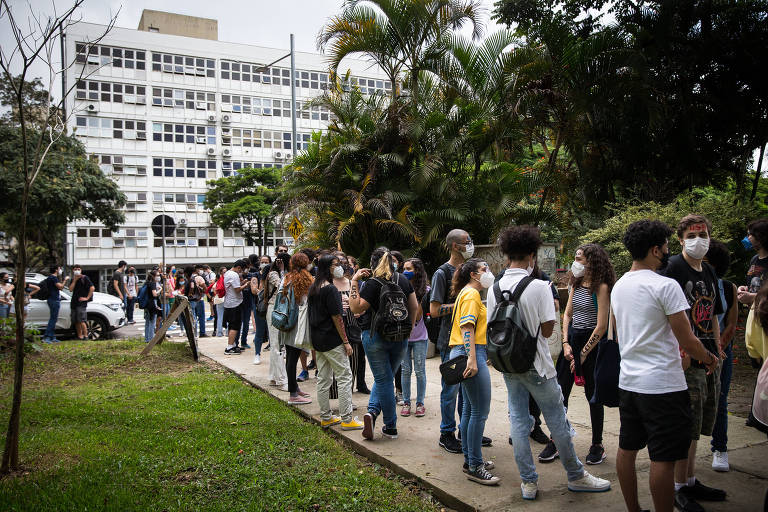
[402,270,415,280]
[743,236,753,251]
[393,263,398,272]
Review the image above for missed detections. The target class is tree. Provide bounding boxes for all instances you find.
[0,0,117,473]
[204,167,282,255]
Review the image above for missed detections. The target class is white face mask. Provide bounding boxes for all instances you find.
[73,270,81,276]
[478,271,495,289]
[525,260,534,276]
[306,263,313,272]
[260,263,268,270]
[460,242,474,260]
[155,277,161,282]
[332,266,344,279]
[684,237,710,260]
[571,260,586,278]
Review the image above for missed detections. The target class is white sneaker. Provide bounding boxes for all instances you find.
[280,383,288,391]
[253,354,261,365]
[568,471,611,492]
[712,450,729,472]
[521,481,538,500]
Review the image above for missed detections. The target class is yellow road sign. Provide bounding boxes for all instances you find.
[287,216,304,240]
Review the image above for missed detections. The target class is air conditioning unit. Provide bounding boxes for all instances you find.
[221,127,231,135]
[178,218,187,225]
[222,148,232,158]
[221,114,231,123]
[285,153,293,161]
[207,113,216,122]
[86,103,99,114]
[206,146,216,156]
[196,136,207,144]
[274,151,284,159]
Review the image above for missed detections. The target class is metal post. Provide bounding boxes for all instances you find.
[161,215,167,322]
[290,33,297,158]
[60,27,68,271]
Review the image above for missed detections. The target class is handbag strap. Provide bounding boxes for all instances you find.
[607,304,616,341]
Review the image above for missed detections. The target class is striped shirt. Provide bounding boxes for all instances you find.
[572,286,598,329]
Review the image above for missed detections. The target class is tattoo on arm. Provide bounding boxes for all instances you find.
[582,332,602,356]
[462,329,472,353]
[350,285,358,300]
[439,304,454,317]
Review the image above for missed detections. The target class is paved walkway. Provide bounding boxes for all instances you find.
[182,335,767,511]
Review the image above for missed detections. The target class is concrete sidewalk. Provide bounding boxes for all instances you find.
[192,336,768,511]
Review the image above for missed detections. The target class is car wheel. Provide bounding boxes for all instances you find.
[86,315,109,340]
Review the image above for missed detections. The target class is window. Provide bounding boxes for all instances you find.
[110,228,148,248]
[151,87,215,110]
[75,80,146,103]
[152,51,215,77]
[221,60,293,86]
[93,154,147,175]
[75,43,146,70]
[196,227,218,247]
[152,123,215,145]
[295,100,329,121]
[227,129,287,149]
[75,117,146,139]
[152,157,216,178]
[222,161,266,176]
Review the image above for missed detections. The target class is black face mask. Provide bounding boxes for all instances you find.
[658,250,670,269]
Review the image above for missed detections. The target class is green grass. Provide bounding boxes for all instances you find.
[0,340,438,511]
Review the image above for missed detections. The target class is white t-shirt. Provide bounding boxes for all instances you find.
[487,268,557,378]
[223,270,243,309]
[611,269,690,394]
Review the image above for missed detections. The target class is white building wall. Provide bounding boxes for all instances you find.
[64,22,389,289]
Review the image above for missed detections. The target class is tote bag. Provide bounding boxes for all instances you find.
[590,307,620,407]
[292,303,312,352]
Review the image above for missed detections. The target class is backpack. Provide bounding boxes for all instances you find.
[137,282,151,309]
[36,278,51,301]
[106,277,115,296]
[371,273,411,342]
[487,276,539,374]
[215,276,226,298]
[271,282,298,332]
[420,286,439,343]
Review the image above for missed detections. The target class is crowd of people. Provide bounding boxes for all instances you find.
[15,213,768,510]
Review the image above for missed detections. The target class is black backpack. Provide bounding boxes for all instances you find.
[487,276,539,374]
[371,273,411,342]
[36,278,51,301]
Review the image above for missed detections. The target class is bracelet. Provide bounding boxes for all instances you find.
[562,341,569,345]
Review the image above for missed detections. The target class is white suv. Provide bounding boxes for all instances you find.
[23,273,127,340]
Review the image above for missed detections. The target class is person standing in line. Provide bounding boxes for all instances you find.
[251,255,271,359]
[68,265,94,341]
[214,266,227,337]
[333,254,368,393]
[266,253,291,389]
[489,225,611,501]
[390,250,406,405]
[238,255,259,350]
[308,254,363,430]
[109,260,127,309]
[738,218,768,306]
[539,244,615,465]
[401,258,429,418]
[612,220,719,512]
[349,247,418,441]
[449,258,499,485]
[281,252,314,405]
[143,269,162,343]
[203,264,216,322]
[42,265,69,343]
[185,266,208,338]
[0,272,13,318]
[661,214,727,512]
[223,259,249,354]
[125,267,137,324]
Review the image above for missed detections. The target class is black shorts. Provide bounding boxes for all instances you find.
[619,389,692,462]
[71,304,87,323]
[223,306,242,332]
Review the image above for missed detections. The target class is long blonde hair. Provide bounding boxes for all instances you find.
[370,247,393,280]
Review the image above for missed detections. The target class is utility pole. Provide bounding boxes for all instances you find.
[290,34,297,158]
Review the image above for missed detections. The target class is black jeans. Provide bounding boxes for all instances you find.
[285,344,302,394]
[351,341,367,390]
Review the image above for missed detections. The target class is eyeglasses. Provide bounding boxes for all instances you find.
[277,249,288,253]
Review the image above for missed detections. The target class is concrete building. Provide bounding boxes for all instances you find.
[64,11,390,289]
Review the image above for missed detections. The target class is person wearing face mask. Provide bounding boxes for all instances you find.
[739,218,768,306]
[42,265,70,343]
[125,267,138,324]
[143,269,162,343]
[400,258,429,417]
[68,264,94,341]
[252,256,272,353]
[390,250,406,404]
[661,214,726,511]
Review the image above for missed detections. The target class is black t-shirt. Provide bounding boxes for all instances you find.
[45,274,60,301]
[358,273,414,332]
[111,270,125,297]
[662,254,724,353]
[430,263,456,350]
[242,266,259,299]
[308,284,344,352]
[71,275,93,306]
[746,255,768,293]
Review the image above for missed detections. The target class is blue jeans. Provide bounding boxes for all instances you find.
[504,369,584,483]
[440,347,464,434]
[44,298,60,340]
[451,345,491,469]
[362,330,407,429]
[144,309,156,342]
[251,301,264,356]
[0,304,9,318]
[189,300,206,336]
[401,340,428,405]
[239,295,252,345]
[216,302,225,336]
[711,343,733,452]
[125,296,136,322]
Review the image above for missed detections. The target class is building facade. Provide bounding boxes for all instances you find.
[64,13,389,289]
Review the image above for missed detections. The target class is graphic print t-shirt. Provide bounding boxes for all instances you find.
[662,254,723,355]
[746,255,768,293]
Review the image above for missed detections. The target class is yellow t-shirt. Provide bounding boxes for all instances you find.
[449,287,487,346]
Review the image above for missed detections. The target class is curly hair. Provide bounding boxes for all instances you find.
[748,218,768,250]
[406,258,428,302]
[451,258,485,298]
[623,220,673,260]
[573,243,616,294]
[284,253,313,300]
[499,225,541,260]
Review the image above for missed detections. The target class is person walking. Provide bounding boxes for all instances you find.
[68,265,94,341]
[539,244,615,465]
[489,225,611,501]
[42,265,69,343]
[281,253,314,405]
[223,260,249,354]
[308,254,363,430]
[349,247,418,441]
[612,220,718,512]
[266,253,290,388]
[449,258,499,485]
[401,258,429,418]
[125,267,138,324]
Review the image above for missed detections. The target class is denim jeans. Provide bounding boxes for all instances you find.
[189,300,206,336]
[401,340,428,405]
[711,343,733,452]
[0,304,9,318]
[144,309,156,342]
[362,330,407,429]
[440,347,463,434]
[504,369,584,483]
[239,295,252,345]
[251,300,264,356]
[125,296,136,322]
[451,345,491,469]
[215,302,225,336]
[44,298,60,340]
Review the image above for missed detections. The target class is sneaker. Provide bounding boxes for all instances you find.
[521,481,538,500]
[457,430,491,447]
[224,346,241,354]
[280,383,288,392]
[41,338,53,344]
[206,316,214,321]
[297,390,310,398]
[288,395,312,405]
[414,404,426,417]
[396,392,404,405]
[538,440,559,462]
[675,490,705,512]
[530,425,549,445]
[568,471,611,492]
[307,359,316,370]
[168,325,178,331]
[199,334,209,338]
[401,404,411,417]
[341,417,364,431]
[240,343,250,349]
[439,433,462,454]
[712,451,729,472]
[466,466,500,486]
[51,338,62,343]
[681,479,726,501]
[586,444,606,465]
[297,370,309,382]
[362,413,375,440]
[463,460,495,473]
[382,426,398,439]
[252,354,261,365]
[321,416,341,428]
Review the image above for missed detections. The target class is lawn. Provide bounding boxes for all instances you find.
[0,339,439,511]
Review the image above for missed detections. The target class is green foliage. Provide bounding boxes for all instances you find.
[0,317,42,353]
[580,188,764,279]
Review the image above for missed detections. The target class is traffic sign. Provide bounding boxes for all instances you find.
[287,216,303,240]
[151,215,176,238]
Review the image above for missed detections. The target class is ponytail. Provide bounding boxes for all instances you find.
[370,246,394,280]
[451,258,484,297]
